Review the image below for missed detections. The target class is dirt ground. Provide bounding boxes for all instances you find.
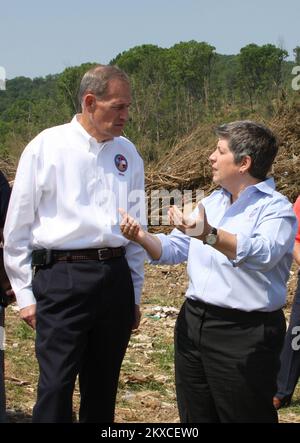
[4,262,300,423]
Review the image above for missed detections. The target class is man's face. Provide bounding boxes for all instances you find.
[86,78,131,142]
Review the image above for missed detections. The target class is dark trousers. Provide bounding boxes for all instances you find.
[0,306,6,423]
[175,299,286,423]
[32,256,135,423]
[276,272,300,401]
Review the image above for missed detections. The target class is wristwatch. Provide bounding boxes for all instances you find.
[203,227,218,245]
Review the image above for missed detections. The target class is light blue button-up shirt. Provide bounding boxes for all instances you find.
[153,178,297,312]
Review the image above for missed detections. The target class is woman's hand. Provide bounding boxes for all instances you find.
[168,203,208,238]
[119,209,145,243]
[119,208,162,260]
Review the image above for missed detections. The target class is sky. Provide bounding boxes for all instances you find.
[0,0,299,79]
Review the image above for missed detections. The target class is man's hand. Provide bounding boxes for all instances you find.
[20,304,36,329]
[132,304,141,331]
[168,203,209,238]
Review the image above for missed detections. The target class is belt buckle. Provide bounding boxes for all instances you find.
[98,248,109,260]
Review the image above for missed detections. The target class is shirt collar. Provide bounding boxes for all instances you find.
[71,115,93,143]
[70,115,111,151]
[221,177,275,200]
[250,177,275,195]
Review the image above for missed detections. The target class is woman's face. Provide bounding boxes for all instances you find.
[209,138,242,189]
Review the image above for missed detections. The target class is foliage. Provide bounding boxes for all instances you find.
[238,43,288,110]
[0,40,299,163]
[56,62,97,113]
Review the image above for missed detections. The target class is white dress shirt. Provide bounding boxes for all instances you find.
[153,179,297,312]
[4,116,146,309]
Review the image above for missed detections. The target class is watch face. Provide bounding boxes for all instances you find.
[206,233,217,245]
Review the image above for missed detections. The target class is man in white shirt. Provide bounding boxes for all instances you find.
[120,121,297,422]
[4,65,146,423]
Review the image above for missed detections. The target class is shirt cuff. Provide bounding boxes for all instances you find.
[146,233,168,264]
[232,232,252,266]
[132,282,143,305]
[15,287,37,309]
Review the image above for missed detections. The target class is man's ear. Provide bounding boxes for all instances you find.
[83,93,96,112]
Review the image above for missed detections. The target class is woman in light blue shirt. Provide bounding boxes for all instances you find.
[120,120,297,423]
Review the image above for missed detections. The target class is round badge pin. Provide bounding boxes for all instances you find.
[114,154,128,172]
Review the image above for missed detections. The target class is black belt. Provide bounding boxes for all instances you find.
[32,247,125,267]
[187,298,282,323]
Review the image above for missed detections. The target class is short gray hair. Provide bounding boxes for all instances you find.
[215,120,278,180]
[78,64,130,106]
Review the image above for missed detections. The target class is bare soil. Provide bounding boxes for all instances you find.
[4,262,300,423]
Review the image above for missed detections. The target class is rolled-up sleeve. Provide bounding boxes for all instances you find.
[233,199,297,271]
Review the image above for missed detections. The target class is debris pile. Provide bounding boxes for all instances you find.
[145,102,300,203]
[145,306,180,320]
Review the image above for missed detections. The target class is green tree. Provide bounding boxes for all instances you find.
[112,45,174,157]
[238,43,288,110]
[111,44,166,80]
[166,41,216,107]
[57,63,97,113]
[112,41,217,161]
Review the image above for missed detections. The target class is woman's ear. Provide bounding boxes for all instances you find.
[239,155,252,174]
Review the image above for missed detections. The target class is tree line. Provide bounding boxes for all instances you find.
[0,41,299,162]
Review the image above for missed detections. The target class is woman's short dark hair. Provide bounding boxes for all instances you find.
[215,121,278,180]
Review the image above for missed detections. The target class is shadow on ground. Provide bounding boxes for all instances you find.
[6,409,32,423]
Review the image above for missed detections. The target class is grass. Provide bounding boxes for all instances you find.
[278,385,300,423]
[16,322,35,341]
[119,379,167,393]
[152,341,174,372]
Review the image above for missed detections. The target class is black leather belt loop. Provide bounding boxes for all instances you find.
[31,247,125,267]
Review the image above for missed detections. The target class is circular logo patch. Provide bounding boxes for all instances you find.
[114,154,128,172]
